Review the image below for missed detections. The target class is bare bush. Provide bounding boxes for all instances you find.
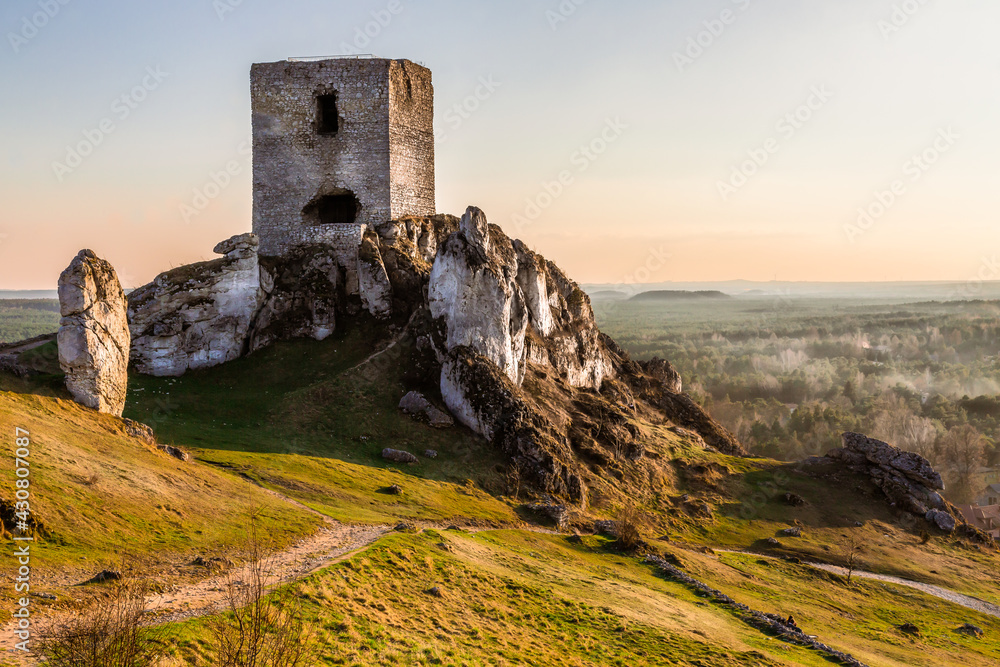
[36,572,161,666]
[209,511,316,667]
[615,505,644,551]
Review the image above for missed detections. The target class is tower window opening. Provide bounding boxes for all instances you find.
[317,93,339,135]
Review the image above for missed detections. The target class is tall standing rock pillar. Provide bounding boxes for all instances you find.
[57,250,131,416]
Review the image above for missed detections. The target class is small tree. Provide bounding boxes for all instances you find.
[209,510,316,667]
[840,533,863,586]
[505,459,523,501]
[36,568,161,666]
[941,424,986,503]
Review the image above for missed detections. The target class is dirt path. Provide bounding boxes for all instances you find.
[146,522,389,625]
[0,480,393,665]
[714,549,1000,620]
[807,562,1000,620]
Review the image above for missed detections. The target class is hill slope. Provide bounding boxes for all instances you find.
[1,330,999,665]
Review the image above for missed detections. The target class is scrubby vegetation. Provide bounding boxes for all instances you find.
[594,296,1000,502]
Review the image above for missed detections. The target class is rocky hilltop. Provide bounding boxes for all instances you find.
[115,206,744,501]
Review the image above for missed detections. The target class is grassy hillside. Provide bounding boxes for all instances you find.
[0,309,998,665]
[0,388,321,616]
[124,318,518,526]
[155,530,999,666]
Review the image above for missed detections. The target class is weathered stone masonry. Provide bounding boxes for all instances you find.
[251,57,435,290]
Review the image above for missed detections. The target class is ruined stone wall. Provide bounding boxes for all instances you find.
[251,58,435,265]
[388,60,436,219]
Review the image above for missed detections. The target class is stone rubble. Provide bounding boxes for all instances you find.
[646,555,870,667]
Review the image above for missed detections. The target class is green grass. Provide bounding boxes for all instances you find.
[158,530,827,666]
[124,317,518,526]
[0,390,321,618]
[672,546,1000,667]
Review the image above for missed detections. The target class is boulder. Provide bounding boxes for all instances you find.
[399,391,454,428]
[382,448,419,464]
[123,419,156,445]
[926,509,956,533]
[841,432,943,490]
[57,250,130,416]
[956,624,984,638]
[128,234,261,376]
[158,445,190,462]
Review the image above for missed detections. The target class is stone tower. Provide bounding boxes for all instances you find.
[251,57,435,261]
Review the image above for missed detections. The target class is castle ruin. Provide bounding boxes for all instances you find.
[250,57,435,272]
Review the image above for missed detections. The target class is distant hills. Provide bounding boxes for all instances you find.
[629,290,731,302]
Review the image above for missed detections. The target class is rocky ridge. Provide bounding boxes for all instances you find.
[105,206,745,502]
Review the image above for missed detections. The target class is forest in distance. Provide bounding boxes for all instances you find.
[592,291,1000,505]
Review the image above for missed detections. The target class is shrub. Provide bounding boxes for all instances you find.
[36,572,161,666]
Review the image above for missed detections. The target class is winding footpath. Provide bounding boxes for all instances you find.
[714,549,1000,620]
[808,562,1000,620]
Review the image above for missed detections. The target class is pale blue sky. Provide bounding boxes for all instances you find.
[1,0,998,288]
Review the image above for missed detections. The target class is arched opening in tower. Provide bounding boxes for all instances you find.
[303,191,361,226]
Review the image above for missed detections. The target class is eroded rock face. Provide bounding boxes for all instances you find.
[128,234,262,377]
[57,250,130,416]
[358,230,393,320]
[250,244,340,353]
[514,240,612,390]
[429,207,528,386]
[643,357,683,394]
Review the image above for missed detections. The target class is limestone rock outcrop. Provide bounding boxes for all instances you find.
[417,207,742,499]
[429,208,528,386]
[128,234,261,377]
[818,432,964,533]
[118,204,745,504]
[57,250,130,416]
[428,207,614,441]
[643,357,683,394]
